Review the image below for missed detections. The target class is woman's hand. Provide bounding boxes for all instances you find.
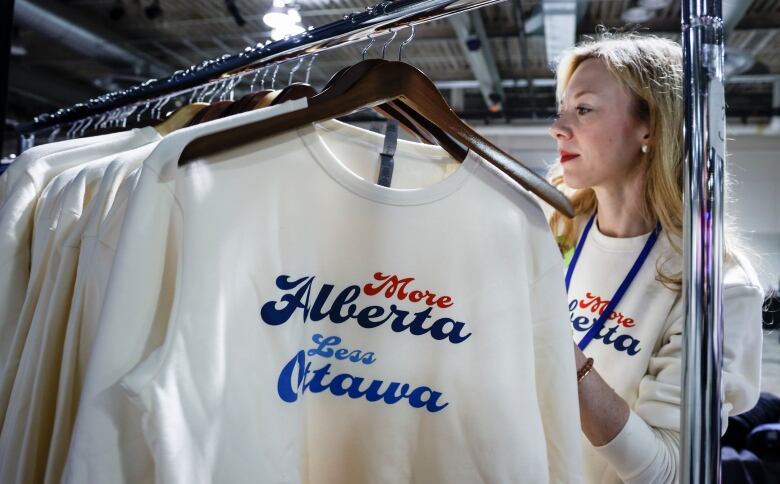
[573,342,631,446]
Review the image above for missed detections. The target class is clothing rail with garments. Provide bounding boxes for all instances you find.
[0,1,588,481]
[1,0,757,483]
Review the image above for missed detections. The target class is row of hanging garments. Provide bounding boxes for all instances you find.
[0,57,584,483]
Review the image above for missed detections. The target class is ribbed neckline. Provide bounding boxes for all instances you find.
[299,123,480,206]
[588,218,655,252]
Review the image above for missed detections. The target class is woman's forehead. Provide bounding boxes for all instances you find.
[561,59,628,102]
[565,60,611,94]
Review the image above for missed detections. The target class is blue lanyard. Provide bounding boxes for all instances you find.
[565,214,661,350]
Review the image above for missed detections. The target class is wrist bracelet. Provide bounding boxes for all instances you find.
[577,357,594,383]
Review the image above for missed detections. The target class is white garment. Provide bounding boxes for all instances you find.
[63,100,308,484]
[566,219,763,484]
[0,128,161,428]
[109,121,581,483]
[0,132,122,205]
[0,141,161,484]
[44,154,151,484]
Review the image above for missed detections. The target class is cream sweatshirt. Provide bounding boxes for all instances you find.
[567,218,763,484]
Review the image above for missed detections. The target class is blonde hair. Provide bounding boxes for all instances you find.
[548,32,686,289]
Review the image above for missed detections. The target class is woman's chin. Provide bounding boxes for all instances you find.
[562,172,588,190]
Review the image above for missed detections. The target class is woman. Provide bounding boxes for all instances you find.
[547,33,764,483]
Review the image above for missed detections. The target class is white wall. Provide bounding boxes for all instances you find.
[476,125,780,290]
[726,134,780,290]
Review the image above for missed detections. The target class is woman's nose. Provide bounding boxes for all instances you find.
[548,117,572,140]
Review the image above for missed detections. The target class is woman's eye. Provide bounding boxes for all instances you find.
[576,107,592,115]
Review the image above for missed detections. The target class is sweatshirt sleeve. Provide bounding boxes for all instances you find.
[594,263,764,483]
[530,264,585,484]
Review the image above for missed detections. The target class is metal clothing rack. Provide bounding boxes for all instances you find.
[16,0,502,138]
[681,1,727,483]
[13,0,729,482]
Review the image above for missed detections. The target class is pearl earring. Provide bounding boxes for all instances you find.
[641,145,649,154]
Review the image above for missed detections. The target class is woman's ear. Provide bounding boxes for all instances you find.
[638,129,651,147]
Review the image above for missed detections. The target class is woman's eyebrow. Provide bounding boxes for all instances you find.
[560,89,598,107]
[572,89,598,99]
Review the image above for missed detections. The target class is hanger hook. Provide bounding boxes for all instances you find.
[381,29,398,60]
[304,53,318,84]
[249,68,261,92]
[230,74,243,101]
[231,72,245,100]
[188,86,199,104]
[196,84,209,103]
[121,105,135,128]
[218,78,228,101]
[222,76,238,101]
[271,64,280,90]
[162,95,173,117]
[361,34,376,61]
[288,57,304,86]
[260,66,269,90]
[47,126,61,144]
[136,100,151,122]
[399,24,415,61]
[219,77,231,101]
[207,80,223,103]
[79,116,93,136]
[65,120,78,139]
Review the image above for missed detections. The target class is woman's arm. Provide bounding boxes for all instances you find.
[571,265,763,484]
[573,343,631,446]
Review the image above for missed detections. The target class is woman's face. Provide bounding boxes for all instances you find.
[549,58,650,191]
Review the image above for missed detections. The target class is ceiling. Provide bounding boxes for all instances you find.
[5,0,780,149]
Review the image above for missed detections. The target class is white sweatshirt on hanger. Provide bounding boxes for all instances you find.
[0,140,162,484]
[0,127,161,428]
[43,142,167,484]
[63,100,309,484]
[567,221,763,484]
[0,132,125,205]
[66,107,583,483]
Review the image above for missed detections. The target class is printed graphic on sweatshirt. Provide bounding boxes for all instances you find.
[260,272,470,413]
[569,292,642,356]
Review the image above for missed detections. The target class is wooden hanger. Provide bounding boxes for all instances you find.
[270,83,318,106]
[186,100,234,126]
[255,90,282,109]
[154,103,208,135]
[222,90,272,117]
[325,60,438,146]
[179,61,574,218]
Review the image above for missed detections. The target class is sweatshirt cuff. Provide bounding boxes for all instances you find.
[594,411,656,480]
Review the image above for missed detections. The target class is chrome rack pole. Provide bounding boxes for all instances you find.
[18,0,506,135]
[681,0,726,482]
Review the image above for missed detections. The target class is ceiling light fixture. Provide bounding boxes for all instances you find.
[263,0,295,29]
[264,0,304,41]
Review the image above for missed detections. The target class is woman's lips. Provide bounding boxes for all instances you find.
[560,152,579,163]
